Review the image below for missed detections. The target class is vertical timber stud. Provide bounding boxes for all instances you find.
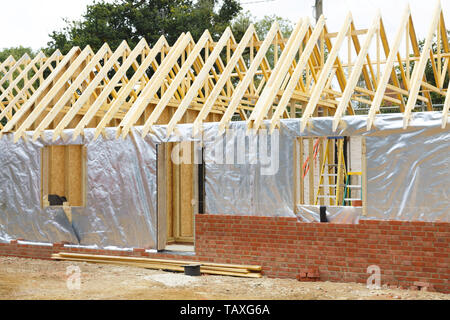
[41,147,50,208]
[156,143,167,251]
[82,146,87,207]
[308,138,314,205]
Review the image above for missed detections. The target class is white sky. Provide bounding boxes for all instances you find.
[0,0,449,51]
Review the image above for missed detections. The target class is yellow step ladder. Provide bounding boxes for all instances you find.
[315,137,347,206]
[343,171,362,206]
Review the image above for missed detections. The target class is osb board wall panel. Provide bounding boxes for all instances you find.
[65,145,83,206]
[165,141,194,243]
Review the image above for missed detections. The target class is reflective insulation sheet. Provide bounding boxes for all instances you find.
[0,112,448,248]
[203,112,449,222]
[0,127,161,247]
[202,120,297,217]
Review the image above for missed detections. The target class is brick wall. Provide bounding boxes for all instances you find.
[0,215,448,293]
[194,215,449,293]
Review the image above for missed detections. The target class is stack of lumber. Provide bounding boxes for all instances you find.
[52,252,262,278]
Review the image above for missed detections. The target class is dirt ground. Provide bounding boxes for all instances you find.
[0,257,448,300]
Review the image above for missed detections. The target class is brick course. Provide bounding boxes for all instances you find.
[0,214,448,293]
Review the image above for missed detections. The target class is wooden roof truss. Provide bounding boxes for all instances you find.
[0,1,448,143]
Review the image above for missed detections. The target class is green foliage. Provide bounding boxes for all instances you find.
[0,46,35,63]
[45,0,242,54]
[231,11,293,78]
[232,11,293,42]
[418,35,449,107]
[0,47,38,126]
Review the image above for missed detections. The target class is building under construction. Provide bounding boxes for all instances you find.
[0,2,448,292]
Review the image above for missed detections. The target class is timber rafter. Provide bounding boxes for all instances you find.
[1,1,449,143]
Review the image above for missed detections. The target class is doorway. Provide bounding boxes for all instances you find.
[157,141,203,252]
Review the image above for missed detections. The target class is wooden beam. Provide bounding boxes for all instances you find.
[442,78,450,128]
[71,40,150,141]
[166,27,233,136]
[52,42,129,139]
[1,47,79,136]
[301,12,353,132]
[192,25,256,136]
[217,22,280,134]
[0,52,45,110]
[118,32,196,137]
[0,50,62,135]
[403,2,441,129]
[248,18,307,132]
[367,5,411,130]
[31,45,108,141]
[270,15,325,132]
[137,31,211,138]
[93,36,168,140]
[0,54,31,90]
[13,46,92,142]
[333,12,380,132]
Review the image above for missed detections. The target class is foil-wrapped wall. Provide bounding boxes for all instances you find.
[0,112,448,248]
[0,128,159,247]
[203,112,449,223]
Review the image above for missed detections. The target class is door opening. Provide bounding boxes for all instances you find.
[157,141,203,253]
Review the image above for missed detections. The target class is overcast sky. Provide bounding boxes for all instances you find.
[1,0,449,51]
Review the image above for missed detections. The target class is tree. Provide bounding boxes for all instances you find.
[231,11,293,69]
[0,46,35,63]
[392,33,450,110]
[232,11,293,43]
[46,0,242,54]
[419,34,450,107]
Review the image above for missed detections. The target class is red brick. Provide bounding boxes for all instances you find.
[1,216,448,294]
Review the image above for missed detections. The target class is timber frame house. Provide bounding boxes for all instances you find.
[0,2,449,142]
[0,2,449,293]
